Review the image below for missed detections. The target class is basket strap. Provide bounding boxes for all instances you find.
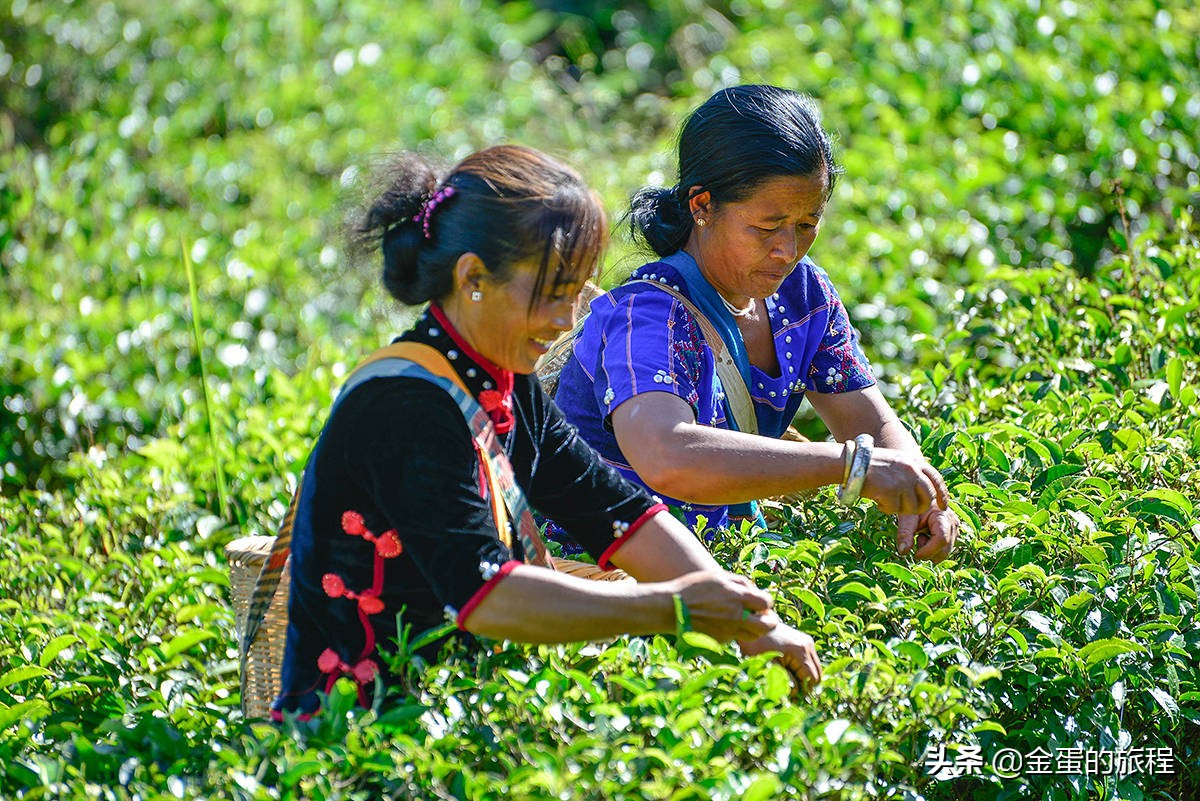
[239,343,555,677]
[378,353,554,568]
[629,280,758,436]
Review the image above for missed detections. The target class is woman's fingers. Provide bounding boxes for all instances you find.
[741,626,823,692]
[912,508,960,563]
[738,610,776,640]
[865,449,949,515]
[924,463,950,509]
[784,646,823,692]
[678,571,777,642]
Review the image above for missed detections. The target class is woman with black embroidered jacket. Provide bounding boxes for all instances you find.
[273,145,821,717]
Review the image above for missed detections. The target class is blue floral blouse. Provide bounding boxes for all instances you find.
[553,252,875,532]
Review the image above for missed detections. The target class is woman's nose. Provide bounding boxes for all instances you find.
[774,231,798,263]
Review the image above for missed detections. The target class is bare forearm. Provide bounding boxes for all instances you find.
[463,565,675,643]
[875,415,922,455]
[629,422,846,505]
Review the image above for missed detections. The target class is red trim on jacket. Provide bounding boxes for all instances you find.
[598,503,668,570]
[456,559,523,630]
[428,305,516,433]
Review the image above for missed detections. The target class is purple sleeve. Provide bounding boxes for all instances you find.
[805,268,876,394]
[584,288,709,420]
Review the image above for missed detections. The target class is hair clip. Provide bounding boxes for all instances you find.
[413,185,457,239]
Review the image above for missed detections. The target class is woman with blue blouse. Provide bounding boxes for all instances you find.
[554,85,960,560]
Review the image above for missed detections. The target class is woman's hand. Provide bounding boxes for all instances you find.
[861,447,948,516]
[671,571,778,643]
[739,623,823,692]
[897,506,960,563]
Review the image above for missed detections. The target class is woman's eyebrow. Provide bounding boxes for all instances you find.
[756,208,824,223]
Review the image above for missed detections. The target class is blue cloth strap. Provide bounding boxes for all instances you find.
[654,251,764,522]
[659,250,755,405]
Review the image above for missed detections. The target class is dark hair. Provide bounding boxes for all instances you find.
[350,145,607,308]
[629,85,842,256]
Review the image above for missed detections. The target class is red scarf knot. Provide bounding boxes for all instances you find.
[478,389,515,434]
[429,304,516,435]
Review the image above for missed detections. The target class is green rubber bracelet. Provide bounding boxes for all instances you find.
[672,592,692,638]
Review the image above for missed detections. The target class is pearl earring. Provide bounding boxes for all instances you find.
[470,290,483,302]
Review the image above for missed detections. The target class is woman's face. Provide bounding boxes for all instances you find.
[689,172,829,304]
[472,259,587,374]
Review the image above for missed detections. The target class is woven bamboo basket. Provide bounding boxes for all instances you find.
[226,531,628,718]
[226,535,290,720]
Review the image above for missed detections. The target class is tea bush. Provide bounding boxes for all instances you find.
[1,0,1197,798]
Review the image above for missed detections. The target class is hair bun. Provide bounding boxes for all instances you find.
[628,185,692,257]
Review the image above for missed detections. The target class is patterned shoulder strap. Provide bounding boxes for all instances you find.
[630,280,759,436]
[239,343,553,682]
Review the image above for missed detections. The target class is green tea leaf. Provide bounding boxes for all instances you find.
[1032,463,1085,492]
[896,640,928,669]
[1141,489,1193,517]
[763,664,791,703]
[0,665,53,690]
[743,775,782,801]
[1147,687,1179,721]
[1166,357,1183,398]
[0,699,52,730]
[794,589,825,620]
[877,562,917,587]
[281,760,325,786]
[1061,592,1095,612]
[1021,611,1057,636]
[160,629,218,661]
[972,720,1007,735]
[1127,500,1189,527]
[983,441,1011,471]
[1077,638,1145,669]
[835,581,880,602]
[39,634,80,667]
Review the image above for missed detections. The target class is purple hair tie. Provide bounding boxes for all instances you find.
[413,185,456,240]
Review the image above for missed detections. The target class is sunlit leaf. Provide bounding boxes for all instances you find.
[1077,638,1145,669]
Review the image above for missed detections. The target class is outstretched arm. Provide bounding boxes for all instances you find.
[613,391,946,516]
[464,509,823,687]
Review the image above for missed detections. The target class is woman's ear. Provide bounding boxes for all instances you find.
[452,252,489,297]
[687,187,713,220]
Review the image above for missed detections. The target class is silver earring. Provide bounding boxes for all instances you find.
[470,290,483,302]
[695,218,706,227]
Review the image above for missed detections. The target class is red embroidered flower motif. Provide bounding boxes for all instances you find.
[317,648,378,685]
[375,530,403,558]
[322,573,345,597]
[341,510,366,535]
[317,508,400,711]
[317,648,341,673]
[351,659,378,684]
[322,573,384,614]
[340,510,405,558]
[358,594,384,615]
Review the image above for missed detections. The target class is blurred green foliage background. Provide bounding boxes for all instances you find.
[2,0,1196,494]
[1,2,1198,799]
